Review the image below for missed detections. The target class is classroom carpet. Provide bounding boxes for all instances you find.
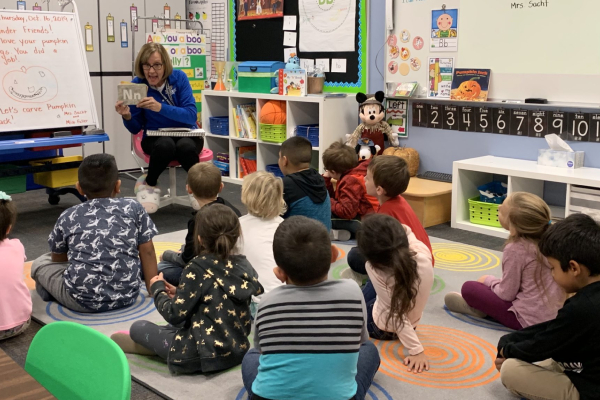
[27,232,515,400]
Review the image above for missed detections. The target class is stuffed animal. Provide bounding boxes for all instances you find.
[346,91,397,155]
[354,138,381,161]
[285,54,300,70]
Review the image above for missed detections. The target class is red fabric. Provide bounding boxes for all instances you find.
[378,195,434,266]
[325,169,375,220]
[349,160,379,210]
[359,127,385,155]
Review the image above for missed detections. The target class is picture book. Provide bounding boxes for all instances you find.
[428,58,454,98]
[236,103,257,138]
[385,99,408,139]
[392,82,419,98]
[237,145,257,179]
[278,69,307,96]
[450,69,491,102]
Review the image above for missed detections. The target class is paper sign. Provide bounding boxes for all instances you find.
[331,59,347,73]
[283,31,297,47]
[182,69,194,78]
[195,67,204,79]
[190,80,204,90]
[284,47,297,62]
[316,58,330,73]
[283,15,297,31]
[300,59,314,70]
[193,93,203,102]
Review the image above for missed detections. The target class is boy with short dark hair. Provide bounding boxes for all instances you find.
[348,155,433,275]
[31,154,158,312]
[496,213,600,400]
[158,162,240,285]
[279,136,331,231]
[322,141,374,241]
[241,216,380,400]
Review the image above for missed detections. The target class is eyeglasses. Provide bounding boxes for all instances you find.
[142,63,163,71]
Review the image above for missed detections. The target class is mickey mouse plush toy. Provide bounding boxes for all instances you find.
[355,138,380,161]
[346,91,397,155]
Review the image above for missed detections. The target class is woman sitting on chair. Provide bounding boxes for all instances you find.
[115,42,203,213]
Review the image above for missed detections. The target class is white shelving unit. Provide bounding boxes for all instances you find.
[201,90,357,184]
[452,156,600,238]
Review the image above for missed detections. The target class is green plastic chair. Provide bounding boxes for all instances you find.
[24,321,131,400]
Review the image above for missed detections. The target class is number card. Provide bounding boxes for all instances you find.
[590,114,600,143]
[528,110,548,138]
[493,108,509,135]
[510,110,528,136]
[130,4,138,32]
[459,106,475,132]
[427,104,442,129]
[476,107,493,133]
[412,103,427,127]
[568,113,590,142]
[548,112,568,140]
[443,105,458,130]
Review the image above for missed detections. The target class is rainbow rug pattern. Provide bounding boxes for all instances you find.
[29,233,515,400]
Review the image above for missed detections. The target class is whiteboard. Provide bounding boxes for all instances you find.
[386,0,600,104]
[0,8,98,132]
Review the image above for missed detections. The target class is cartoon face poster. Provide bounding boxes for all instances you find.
[238,0,284,21]
[428,58,454,98]
[430,8,458,52]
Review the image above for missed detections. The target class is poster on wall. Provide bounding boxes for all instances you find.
[430,7,458,52]
[298,0,355,52]
[237,0,284,20]
[386,99,408,139]
[428,57,453,98]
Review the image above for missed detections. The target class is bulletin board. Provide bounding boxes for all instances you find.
[386,0,600,104]
[229,0,367,93]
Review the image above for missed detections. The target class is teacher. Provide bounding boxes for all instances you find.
[115,42,203,213]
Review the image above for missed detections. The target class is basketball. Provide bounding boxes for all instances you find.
[260,100,286,125]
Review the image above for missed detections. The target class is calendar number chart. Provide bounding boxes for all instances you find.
[476,107,493,134]
[442,105,459,130]
[427,104,442,129]
[510,110,528,136]
[412,103,428,127]
[528,110,548,138]
[568,113,590,142]
[590,114,600,143]
[548,112,568,140]
[459,106,475,132]
[493,108,509,135]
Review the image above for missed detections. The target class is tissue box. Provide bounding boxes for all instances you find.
[537,149,584,169]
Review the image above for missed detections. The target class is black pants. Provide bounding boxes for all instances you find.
[141,136,204,187]
[130,320,177,361]
[348,246,368,275]
[331,213,362,238]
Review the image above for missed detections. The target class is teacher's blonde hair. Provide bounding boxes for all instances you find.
[134,43,173,81]
[242,171,286,219]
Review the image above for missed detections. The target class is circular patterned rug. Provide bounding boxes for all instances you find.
[443,306,514,333]
[432,243,500,272]
[431,275,446,295]
[374,325,499,389]
[235,380,393,400]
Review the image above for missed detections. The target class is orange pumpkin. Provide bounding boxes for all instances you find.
[457,78,481,100]
[381,146,420,177]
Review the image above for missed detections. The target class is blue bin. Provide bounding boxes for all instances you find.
[209,116,229,136]
[478,181,507,204]
[295,124,319,147]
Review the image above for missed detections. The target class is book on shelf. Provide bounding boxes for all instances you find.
[278,69,307,96]
[450,68,491,102]
[235,103,257,138]
[237,145,257,179]
[232,108,241,137]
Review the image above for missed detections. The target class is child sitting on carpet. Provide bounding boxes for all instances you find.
[159,162,241,285]
[31,154,158,313]
[238,171,285,315]
[241,216,380,400]
[496,214,600,400]
[445,192,564,330]
[348,155,433,276]
[322,141,375,241]
[0,192,32,340]
[279,136,331,231]
[357,213,433,374]
[113,204,262,375]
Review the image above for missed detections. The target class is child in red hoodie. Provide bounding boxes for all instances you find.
[323,141,375,241]
[348,155,434,274]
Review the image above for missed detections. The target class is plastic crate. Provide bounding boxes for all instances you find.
[478,181,507,204]
[260,124,286,143]
[0,134,25,155]
[295,124,319,147]
[469,196,502,228]
[213,160,230,177]
[0,165,26,194]
[209,116,229,136]
[30,156,82,188]
[266,164,284,178]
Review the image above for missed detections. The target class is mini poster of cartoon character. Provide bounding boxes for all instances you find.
[238,0,284,21]
[430,7,458,52]
[428,58,454,98]
[385,99,408,139]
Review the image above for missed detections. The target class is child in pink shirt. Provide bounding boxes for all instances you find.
[0,192,32,340]
[445,192,564,330]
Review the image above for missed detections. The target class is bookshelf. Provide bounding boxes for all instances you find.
[201,91,357,184]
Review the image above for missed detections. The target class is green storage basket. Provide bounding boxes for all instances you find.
[469,196,502,228]
[260,123,286,143]
[239,72,278,94]
[0,165,26,194]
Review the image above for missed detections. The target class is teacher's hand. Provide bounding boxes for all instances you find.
[115,100,132,120]
[137,97,162,113]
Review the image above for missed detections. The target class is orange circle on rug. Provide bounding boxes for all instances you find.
[332,245,345,262]
[373,325,499,389]
[23,261,36,290]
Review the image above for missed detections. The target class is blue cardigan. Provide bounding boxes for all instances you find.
[123,69,197,137]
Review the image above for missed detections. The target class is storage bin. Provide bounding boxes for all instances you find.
[260,124,286,143]
[209,116,229,136]
[266,164,284,178]
[213,160,230,177]
[469,196,502,228]
[477,181,507,204]
[0,134,25,155]
[239,61,285,94]
[295,124,319,147]
[569,185,600,222]
[30,156,82,188]
[0,164,26,194]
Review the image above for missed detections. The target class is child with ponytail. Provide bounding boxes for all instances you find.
[445,192,564,330]
[357,213,434,374]
[0,192,32,340]
[112,204,263,374]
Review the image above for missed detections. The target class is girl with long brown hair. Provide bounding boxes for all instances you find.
[357,213,434,374]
